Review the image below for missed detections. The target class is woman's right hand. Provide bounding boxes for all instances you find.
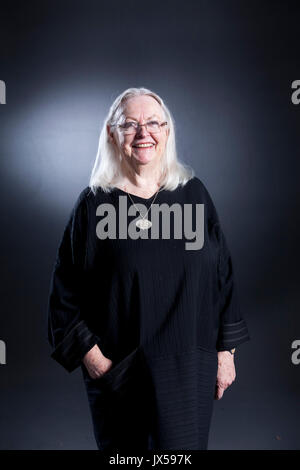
[82,344,113,379]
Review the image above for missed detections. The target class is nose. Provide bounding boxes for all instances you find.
[136,123,150,138]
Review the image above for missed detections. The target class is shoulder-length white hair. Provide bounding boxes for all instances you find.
[89,87,195,194]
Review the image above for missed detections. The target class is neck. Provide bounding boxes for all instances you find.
[119,158,162,193]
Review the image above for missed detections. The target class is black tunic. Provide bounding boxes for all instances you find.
[47,175,250,450]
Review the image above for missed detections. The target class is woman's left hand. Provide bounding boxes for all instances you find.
[215,351,236,400]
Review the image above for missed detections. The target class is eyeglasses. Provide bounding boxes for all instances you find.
[113,120,168,135]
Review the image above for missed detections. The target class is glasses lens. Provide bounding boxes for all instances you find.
[146,121,160,133]
[122,122,137,135]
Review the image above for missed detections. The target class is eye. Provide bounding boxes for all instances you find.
[148,120,159,126]
[123,122,136,129]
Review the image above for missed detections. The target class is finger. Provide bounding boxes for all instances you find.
[216,385,225,400]
[217,380,229,391]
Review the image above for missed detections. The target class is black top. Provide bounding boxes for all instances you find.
[47,176,250,373]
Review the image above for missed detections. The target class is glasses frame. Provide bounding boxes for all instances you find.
[111,120,168,135]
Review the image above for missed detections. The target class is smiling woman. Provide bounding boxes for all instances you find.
[47,86,250,451]
[88,87,185,199]
[107,95,170,175]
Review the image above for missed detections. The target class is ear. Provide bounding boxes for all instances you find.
[107,124,115,143]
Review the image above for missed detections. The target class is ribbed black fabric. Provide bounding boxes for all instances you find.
[47,175,250,449]
[217,318,250,350]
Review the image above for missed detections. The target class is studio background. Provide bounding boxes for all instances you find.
[0,0,299,449]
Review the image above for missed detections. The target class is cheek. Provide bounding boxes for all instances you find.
[116,133,130,151]
[123,136,133,147]
[123,142,133,155]
[157,136,167,150]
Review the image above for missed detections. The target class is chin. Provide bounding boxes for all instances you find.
[132,152,157,163]
[136,156,154,164]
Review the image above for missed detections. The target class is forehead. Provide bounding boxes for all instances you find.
[123,95,164,119]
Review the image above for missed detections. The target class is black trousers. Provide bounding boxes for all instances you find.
[81,347,217,451]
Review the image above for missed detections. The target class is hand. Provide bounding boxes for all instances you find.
[215,351,236,400]
[82,344,113,379]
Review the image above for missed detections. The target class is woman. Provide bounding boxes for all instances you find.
[47,87,250,451]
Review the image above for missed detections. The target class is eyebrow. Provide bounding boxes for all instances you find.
[124,115,160,121]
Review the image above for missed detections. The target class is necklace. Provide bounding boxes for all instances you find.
[125,187,161,230]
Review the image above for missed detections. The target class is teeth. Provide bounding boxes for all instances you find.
[134,144,154,148]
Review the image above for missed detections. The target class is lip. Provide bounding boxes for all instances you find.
[132,143,155,147]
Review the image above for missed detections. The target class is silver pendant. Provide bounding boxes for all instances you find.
[136,218,152,230]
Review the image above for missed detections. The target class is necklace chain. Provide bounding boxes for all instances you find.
[125,187,161,224]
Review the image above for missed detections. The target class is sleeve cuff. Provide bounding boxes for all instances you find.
[217,318,250,351]
[50,319,98,373]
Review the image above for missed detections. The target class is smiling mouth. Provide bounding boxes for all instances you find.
[132,143,155,148]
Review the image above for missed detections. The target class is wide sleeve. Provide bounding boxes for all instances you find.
[200,179,250,351]
[214,222,250,351]
[47,191,98,373]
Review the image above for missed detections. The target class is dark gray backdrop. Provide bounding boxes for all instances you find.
[0,0,299,449]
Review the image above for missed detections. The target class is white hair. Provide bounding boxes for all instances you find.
[89,87,195,194]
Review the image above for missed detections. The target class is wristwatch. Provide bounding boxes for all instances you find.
[229,348,236,355]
